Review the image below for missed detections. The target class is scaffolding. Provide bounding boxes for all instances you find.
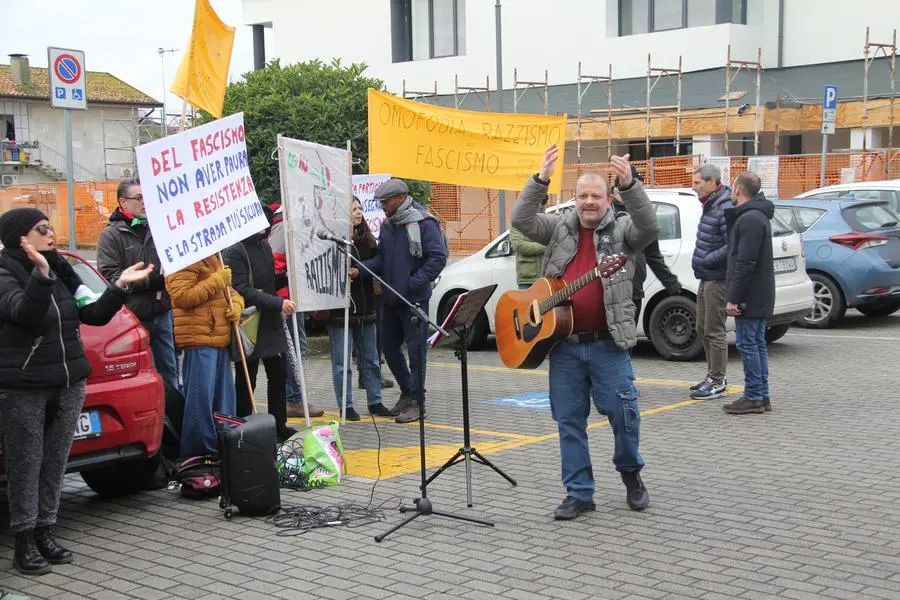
[453,75,491,110]
[645,54,683,159]
[512,69,549,115]
[724,45,762,157]
[576,61,613,163]
[862,27,897,150]
[402,79,439,103]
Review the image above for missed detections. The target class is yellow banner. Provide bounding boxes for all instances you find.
[170,0,235,118]
[367,89,567,193]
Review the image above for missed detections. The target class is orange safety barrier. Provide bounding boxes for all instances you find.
[2,151,898,254]
[0,181,119,247]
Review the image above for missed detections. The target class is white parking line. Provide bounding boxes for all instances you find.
[787,331,900,342]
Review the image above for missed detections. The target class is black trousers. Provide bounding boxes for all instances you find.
[633,298,643,327]
[235,355,287,429]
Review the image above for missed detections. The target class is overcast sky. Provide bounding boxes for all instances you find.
[1,0,260,112]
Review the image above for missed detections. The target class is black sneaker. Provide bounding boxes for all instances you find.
[277,426,298,443]
[345,407,360,421]
[722,397,766,414]
[690,377,710,392]
[620,471,650,511]
[553,496,596,520]
[368,403,393,417]
[690,378,727,399]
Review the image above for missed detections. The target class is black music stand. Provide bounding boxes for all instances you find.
[425,284,517,508]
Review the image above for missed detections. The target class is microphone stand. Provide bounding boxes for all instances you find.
[321,238,494,542]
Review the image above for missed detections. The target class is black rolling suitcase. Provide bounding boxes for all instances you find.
[214,413,281,519]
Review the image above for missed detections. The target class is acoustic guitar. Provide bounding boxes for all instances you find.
[494,254,628,369]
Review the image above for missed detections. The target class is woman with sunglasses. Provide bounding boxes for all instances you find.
[0,208,152,576]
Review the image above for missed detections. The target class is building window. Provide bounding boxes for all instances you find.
[391,0,466,63]
[619,0,745,36]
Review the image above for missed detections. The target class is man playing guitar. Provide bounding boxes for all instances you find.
[510,145,660,520]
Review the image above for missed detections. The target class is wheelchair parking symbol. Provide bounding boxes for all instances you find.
[484,392,551,410]
[72,89,83,101]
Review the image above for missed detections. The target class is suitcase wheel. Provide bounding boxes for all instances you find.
[224,508,233,520]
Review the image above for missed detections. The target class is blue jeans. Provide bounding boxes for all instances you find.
[327,322,382,409]
[735,317,769,400]
[548,340,644,502]
[180,347,236,458]
[285,313,307,404]
[518,283,532,289]
[381,301,428,402]
[141,312,181,393]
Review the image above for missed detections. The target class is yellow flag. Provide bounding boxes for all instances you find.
[170,0,235,118]
[367,89,567,193]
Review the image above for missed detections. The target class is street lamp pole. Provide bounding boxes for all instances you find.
[158,48,178,137]
[495,0,506,232]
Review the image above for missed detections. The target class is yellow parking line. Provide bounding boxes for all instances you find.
[343,396,710,479]
[428,361,707,388]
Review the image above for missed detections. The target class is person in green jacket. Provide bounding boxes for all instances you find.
[510,199,549,289]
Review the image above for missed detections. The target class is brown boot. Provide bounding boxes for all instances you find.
[723,397,766,414]
[395,404,423,423]
[388,394,412,416]
[287,403,324,418]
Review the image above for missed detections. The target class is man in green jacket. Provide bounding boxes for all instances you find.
[510,198,548,289]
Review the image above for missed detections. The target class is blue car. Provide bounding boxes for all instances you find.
[773,197,900,328]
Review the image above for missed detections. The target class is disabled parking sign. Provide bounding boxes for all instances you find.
[48,47,87,110]
[484,391,551,410]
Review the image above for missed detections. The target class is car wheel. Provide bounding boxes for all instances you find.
[797,273,845,328]
[764,323,791,343]
[81,462,143,498]
[856,300,900,318]
[648,296,702,361]
[440,292,488,350]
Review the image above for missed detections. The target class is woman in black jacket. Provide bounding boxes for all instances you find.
[0,208,152,575]
[326,196,386,421]
[224,207,298,441]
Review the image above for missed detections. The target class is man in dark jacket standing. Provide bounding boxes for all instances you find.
[723,172,775,415]
[613,168,682,325]
[97,180,180,392]
[363,178,448,423]
[689,164,732,400]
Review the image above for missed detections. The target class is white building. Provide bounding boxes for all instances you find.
[243,0,897,93]
[1,54,161,187]
[242,0,899,159]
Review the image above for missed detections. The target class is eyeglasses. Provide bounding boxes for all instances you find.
[32,224,54,236]
[122,194,144,203]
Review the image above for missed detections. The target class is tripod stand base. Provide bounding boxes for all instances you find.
[374,497,495,542]
[426,446,517,507]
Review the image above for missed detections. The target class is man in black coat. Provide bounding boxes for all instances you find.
[723,171,775,415]
[613,167,682,325]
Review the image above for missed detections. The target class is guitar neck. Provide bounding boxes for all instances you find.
[540,268,601,313]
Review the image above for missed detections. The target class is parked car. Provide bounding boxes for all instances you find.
[430,188,815,360]
[0,250,167,497]
[773,197,900,327]
[796,179,900,215]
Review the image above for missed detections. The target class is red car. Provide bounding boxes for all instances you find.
[0,251,167,497]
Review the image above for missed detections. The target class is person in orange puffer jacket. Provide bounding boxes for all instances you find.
[166,255,244,458]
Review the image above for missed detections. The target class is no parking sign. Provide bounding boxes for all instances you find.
[48,47,87,110]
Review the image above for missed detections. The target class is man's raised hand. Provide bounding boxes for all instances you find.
[610,154,634,188]
[539,144,559,182]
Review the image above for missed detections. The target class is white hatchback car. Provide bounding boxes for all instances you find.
[795,179,900,213]
[429,188,815,360]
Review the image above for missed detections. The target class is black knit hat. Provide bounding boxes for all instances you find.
[0,208,50,249]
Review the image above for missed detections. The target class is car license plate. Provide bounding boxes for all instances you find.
[774,257,797,274]
[74,410,102,440]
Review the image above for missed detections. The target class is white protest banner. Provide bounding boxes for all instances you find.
[134,112,268,273]
[747,155,780,199]
[704,156,731,189]
[278,136,352,312]
[352,173,391,239]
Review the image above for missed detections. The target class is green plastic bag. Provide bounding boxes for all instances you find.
[301,421,345,487]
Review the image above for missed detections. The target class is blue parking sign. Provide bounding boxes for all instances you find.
[54,87,66,99]
[823,85,838,109]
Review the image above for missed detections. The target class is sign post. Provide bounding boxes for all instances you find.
[48,47,87,250]
[821,84,838,187]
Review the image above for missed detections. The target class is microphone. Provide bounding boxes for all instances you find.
[316,230,351,245]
